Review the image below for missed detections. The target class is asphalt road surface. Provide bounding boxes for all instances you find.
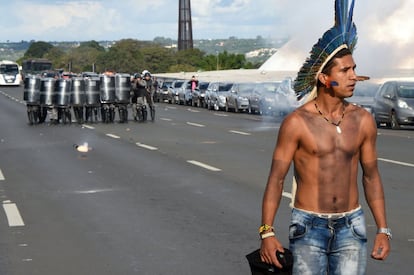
[0,86,413,275]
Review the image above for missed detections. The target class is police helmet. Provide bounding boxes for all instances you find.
[142,70,151,77]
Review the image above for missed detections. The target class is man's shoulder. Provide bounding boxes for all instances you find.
[285,103,313,122]
[346,101,375,123]
[280,105,310,131]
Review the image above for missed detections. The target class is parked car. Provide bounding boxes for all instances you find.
[225,82,256,112]
[167,80,186,104]
[177,80,192,105]
[348,81,379,113]
[275,77,301,116]
[191,81,210,107]
[157,80,173,102]
[372,81,414,129]
[205,82,217,109]
[81,72,99,78]
[41,70,60,79]
[206,82,234,111]
[248,81,281,115]
[61,72,75,79]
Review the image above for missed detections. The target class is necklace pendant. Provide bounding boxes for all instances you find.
[336,126,342,134]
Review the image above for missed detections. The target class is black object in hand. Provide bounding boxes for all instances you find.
[276,249,293,269]
[246,248,293,274]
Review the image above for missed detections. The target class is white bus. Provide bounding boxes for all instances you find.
[0,60,22,86]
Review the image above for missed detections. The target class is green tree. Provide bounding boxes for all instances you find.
[43,47,66,69]
[174,48,205,71]
[97,39,144,73]
[66,41,106,72]
[140,46,176,73]
[79,40,105,51]
[23,41,54,59]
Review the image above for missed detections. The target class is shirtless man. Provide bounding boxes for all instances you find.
[259,47,391,274]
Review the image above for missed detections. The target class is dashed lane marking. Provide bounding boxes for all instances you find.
[186,122,205,127]
[378,158,414,168]
[160,118,172,121]
[229,130,251,136]
[106,133,120,139]
[187,160,221,172]
[213,113,228,117]
[82,124,95,129]
[136,142,158,151]
[2,200,25,227]
[0,169,4,180]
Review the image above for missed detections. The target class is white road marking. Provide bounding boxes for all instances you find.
[187,108,200,113]
[229,130,251,136]
[187,160,221,171]
[378,158,414,168]
[0,169,4,180]
[22,259,33,262]
[106,133,120,139]
[214,113,228,117]
[82,124,95,129]
[186,122,205,127]
[136,142,158,151]
[2,201,25,227]
[75,188,114,194]
[160,118,172,121]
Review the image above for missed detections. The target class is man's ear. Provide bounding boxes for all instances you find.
[318,73,330,88]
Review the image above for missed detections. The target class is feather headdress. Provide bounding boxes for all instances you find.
[294,0,357,101]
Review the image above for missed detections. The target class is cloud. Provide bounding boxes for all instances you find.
[0,0,413,73]
[261,0,414,74]
[11,1,122,41]
[361,0,414,69]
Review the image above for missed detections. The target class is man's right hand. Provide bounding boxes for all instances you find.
[260,236,285,269]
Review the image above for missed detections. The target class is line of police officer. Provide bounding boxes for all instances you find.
[23,71,156,125]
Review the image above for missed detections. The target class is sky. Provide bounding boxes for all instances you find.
[0,0,413,74]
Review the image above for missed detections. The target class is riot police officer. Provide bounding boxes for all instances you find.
[131,73,145,121]
[142,70,155,121]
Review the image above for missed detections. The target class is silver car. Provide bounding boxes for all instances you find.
[248,81,281,115]
[225,82,256,112]
[373,81,414,129]
[192,81,209,107]
[167,80,185,104]
[177,80,193,105]
[206,82,234,111]
[348,81,379,113]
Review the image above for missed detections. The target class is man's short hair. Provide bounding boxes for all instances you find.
[321,47,352,75]
[316,47,353,88]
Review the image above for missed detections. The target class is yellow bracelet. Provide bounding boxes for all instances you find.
[259,224,274,234]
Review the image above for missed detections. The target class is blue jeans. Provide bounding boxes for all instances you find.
[289,207,367,275]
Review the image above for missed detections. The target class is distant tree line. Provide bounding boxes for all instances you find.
[17,40,259,74]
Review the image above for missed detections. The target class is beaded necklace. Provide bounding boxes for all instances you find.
[314,100,346,134]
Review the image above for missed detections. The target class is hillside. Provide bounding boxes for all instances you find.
[0,36,288,65]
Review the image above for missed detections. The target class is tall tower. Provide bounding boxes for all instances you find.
[178,0,193,51]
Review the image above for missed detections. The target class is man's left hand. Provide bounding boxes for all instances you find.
[371,234,390,260]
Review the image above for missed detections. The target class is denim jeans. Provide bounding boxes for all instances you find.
[289,207,367,275]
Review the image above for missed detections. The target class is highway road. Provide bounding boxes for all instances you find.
[0,86,413,274]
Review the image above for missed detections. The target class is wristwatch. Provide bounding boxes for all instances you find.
[377,228,392,240]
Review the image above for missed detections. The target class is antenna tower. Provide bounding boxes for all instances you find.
[178,0,193,50]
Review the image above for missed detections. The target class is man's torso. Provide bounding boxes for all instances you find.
[292,101,368,213]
